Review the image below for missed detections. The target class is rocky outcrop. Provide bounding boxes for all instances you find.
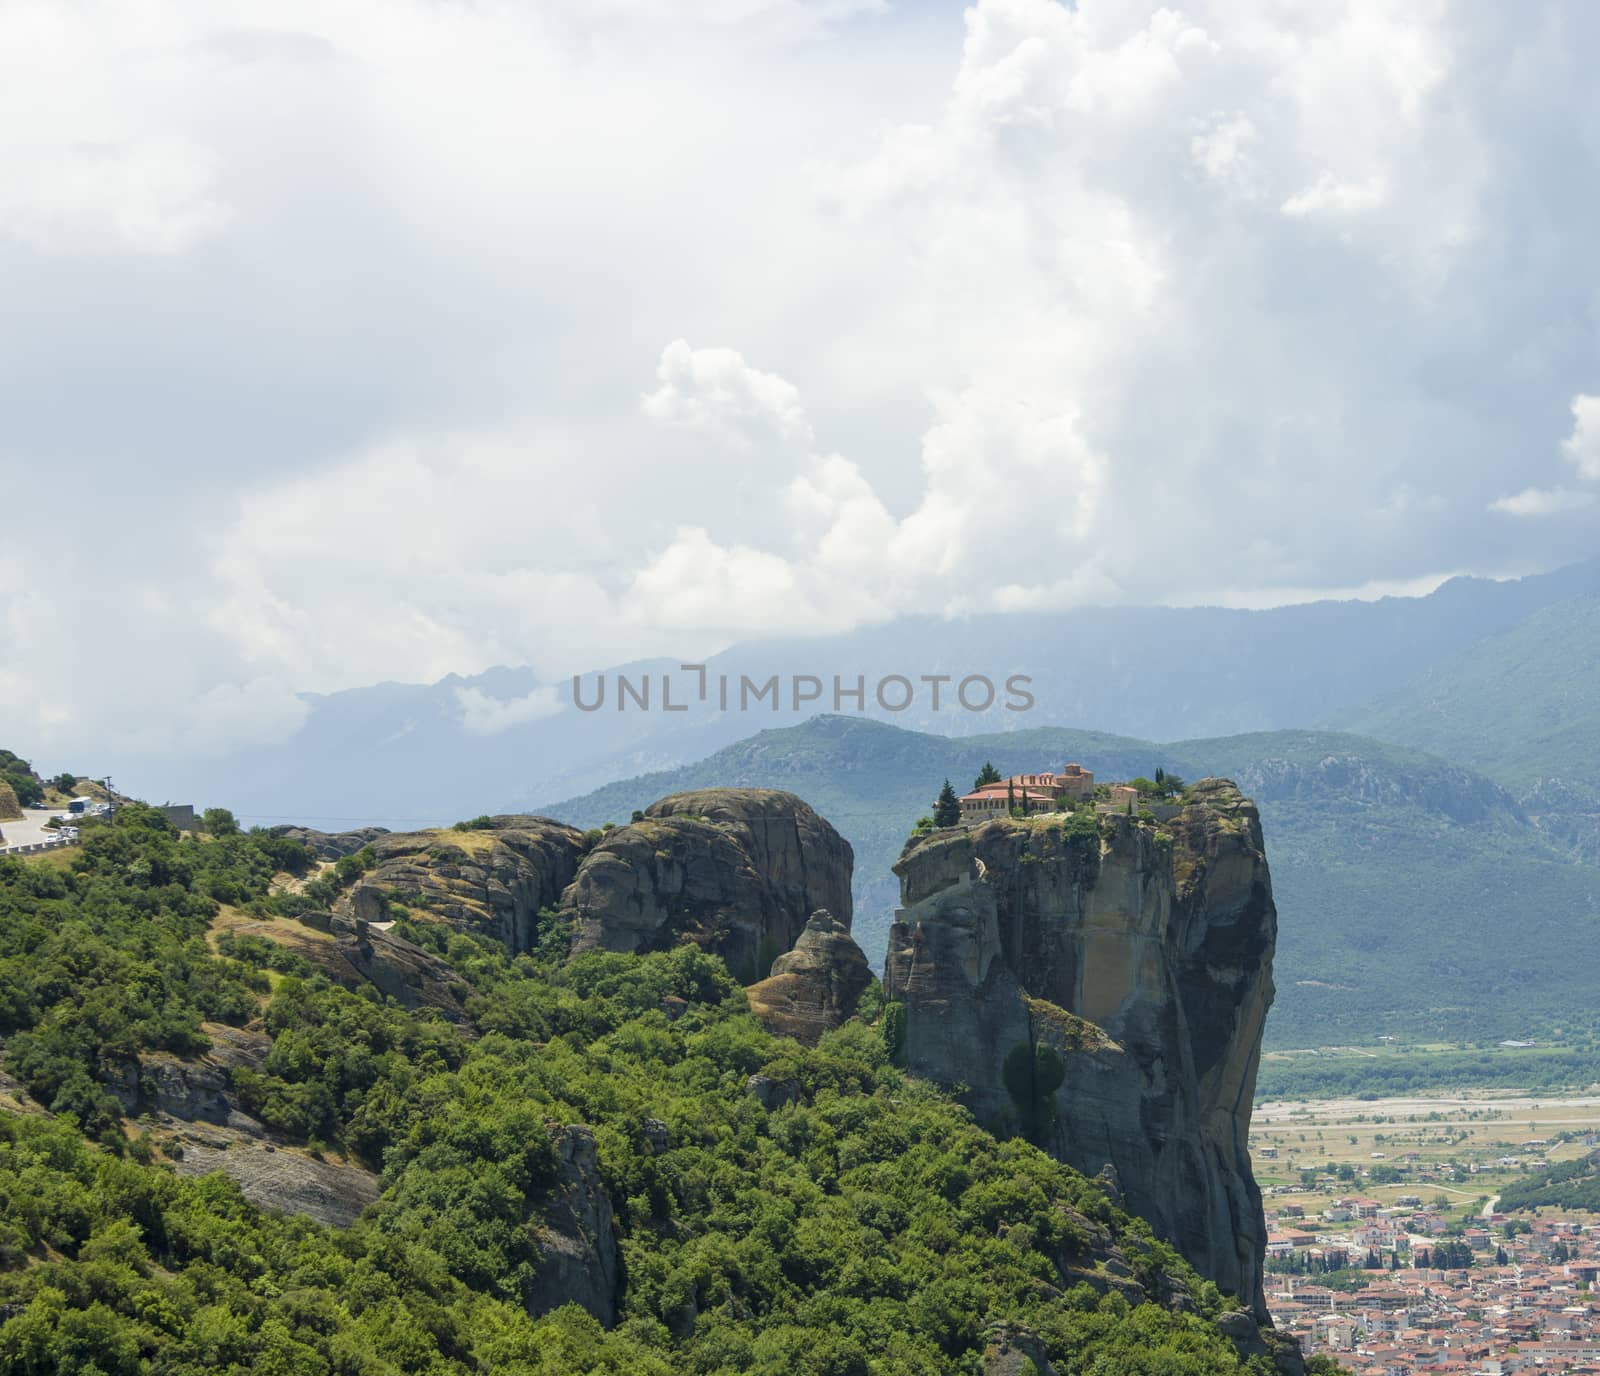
[526,1126,619,1324]
[170,1133,381,1228]
[328,915,472,1022]
[103,1023,272,1133]
[0,779,21,822]
[745,908,871,1044]
[564,789,853,983]
[344,817,592,953]
[884,780,1277,1317]
[982,1322,1059,1376]
[270,825,389,860]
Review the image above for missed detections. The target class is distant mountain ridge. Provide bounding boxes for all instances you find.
[1330,593,1600,859]
[89,557,1600,828]
[546,716,1600,1049]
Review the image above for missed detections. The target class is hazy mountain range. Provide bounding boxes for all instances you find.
[119,557,1600,832]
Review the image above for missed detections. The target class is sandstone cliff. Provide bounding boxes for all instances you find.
[346,816,592,953]
[884,780,1276,1317]
[745,908,871,1044]
[564,789,853,983]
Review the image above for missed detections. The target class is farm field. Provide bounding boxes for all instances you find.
[1251,1087,1600,1218]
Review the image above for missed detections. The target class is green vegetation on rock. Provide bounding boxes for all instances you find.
[0,793,1291,1374]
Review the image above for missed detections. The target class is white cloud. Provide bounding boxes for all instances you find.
[1280,172,1384,218]
[1489,394,1600,517]
[454,685,564,735]
[641,340,814,448]
[626,526,813,633]
[1191,113,1260,191]
[0,137,227,255]
[1561,394,1600,483]
[3,0,1600,764]
[1490,487,1596,518]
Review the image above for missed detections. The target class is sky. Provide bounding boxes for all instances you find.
[3,0,1600,762]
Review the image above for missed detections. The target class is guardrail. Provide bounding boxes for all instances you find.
[0,836,81,857]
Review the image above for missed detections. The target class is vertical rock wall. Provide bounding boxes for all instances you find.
[884,780,1277,1315]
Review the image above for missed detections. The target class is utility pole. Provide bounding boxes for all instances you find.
[102,777,115,820]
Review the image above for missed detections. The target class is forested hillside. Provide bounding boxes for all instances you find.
[1498,1153,1600,1214]
[1332,594,1600,860]
[0,802,1314,1374]
[549,718,1600,1047]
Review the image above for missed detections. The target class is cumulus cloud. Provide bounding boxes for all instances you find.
[1280,172,1385,218]
[3,0,1600,767]
[641,340,813,448]
[1490,487,1596,518]
[454,685,564,736]
[0,137,227,255]
[1561,394,1600,483]
[1490,395,1600,517]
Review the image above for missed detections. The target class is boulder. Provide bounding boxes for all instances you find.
[745,1074,799,1112]
[745,908,871,1044]
[884,780,1277,1317]
[564,789,853,983]
[982,1322,1058,1376]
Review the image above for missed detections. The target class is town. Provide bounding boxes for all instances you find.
[1253,1093,1600,1374]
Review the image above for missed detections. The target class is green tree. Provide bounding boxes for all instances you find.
[933,780,960,828]
[201,807,240,836]
[973,762,1002,790]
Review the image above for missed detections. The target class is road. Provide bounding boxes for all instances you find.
[1482,1194,1501,1218]
[0,807,73,852]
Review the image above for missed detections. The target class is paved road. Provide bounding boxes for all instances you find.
[1482,1194,1501,1218]
[0,807,73,852]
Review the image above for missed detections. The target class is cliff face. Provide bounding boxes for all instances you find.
[564,789,853,983]
[884,780,1276,1316]
[525,1126,620,1324]
[346,817,592,953]
[341,793,852,986]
